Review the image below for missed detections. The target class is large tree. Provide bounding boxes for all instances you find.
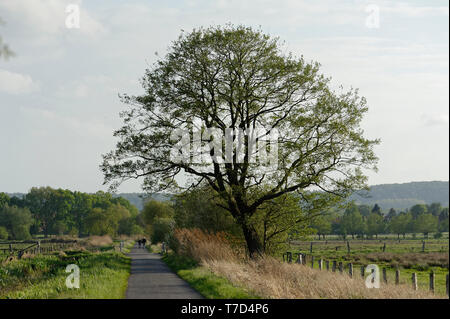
[101,25,379,257]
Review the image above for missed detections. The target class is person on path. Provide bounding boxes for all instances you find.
[137,239,142,248]
[141,238,147,249]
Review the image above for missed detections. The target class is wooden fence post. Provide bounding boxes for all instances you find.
[348,263,353,278]
[446,274,448,297]
[395,269,400,285]
[382,268,387,284]
[310,242,313,253]
[318,259,323,270]
[338,262,343,274]
[429,271,435,293]
[332,261,336,272]
[360,265,365,278]
[382,243,386,252]
[302,254,306,265]
[325,260,329,271]
[422,241,425,252]
[311,256,314,268]
[296,253,302,264]
[347,241,350,254]
[287,252,292,263]
[412,273,418,291]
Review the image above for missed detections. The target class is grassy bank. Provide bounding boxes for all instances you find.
[171,228,443,299]
[162,253,259,299]
[0,250,131,299]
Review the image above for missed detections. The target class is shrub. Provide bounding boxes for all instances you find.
[0,226,8,240]
[174,228,242,263]
[151,218,175,244]
[433,232,443,239]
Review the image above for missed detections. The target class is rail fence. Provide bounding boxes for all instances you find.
[0,239,78,262]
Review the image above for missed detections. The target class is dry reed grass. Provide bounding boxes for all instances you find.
[174,228,443,299]
[86,235,113,247]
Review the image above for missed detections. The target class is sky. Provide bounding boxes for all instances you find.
[0,0,448,193]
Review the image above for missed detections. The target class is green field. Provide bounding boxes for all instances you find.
[0,239,134,299]
[283,237,449,296]
[162,253,259,299]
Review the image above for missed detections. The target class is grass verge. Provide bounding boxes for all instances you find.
[162,253,259,299]
[0,250,131,299]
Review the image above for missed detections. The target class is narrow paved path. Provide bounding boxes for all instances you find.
[126,245,204,299]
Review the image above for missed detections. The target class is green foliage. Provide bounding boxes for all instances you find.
[427,203,442,216]
[173,186,241,236]
[410,204,428,218]
[162,253,259,299]
[0,204,33,240]
[250,192,321,254]
[1,187,142,238]
[366,213,385,238]
[389,212,412,238]
[0,226,8,240]
[414,214,438,238]
[150,217,175,244]
[142,200,174,226]
[118,217,144,236]
[433,232,443,239]
[309,213,333,239]
[0,193,10,209]
[340,204,365,239]
[0,251,131,299]
[84,204,131,236]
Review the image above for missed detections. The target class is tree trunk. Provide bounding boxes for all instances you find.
[241,222,263,258]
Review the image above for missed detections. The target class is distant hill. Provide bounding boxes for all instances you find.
[113,193,172,211]
[350,181,449,211]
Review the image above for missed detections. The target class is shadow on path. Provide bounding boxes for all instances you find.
[126,245,204,299]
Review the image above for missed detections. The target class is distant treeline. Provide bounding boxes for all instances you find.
[0,187,145,240]
[310,202,449,240]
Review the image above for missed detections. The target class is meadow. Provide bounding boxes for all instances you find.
[284,235,449,296]
[166,228,446,299]
[0,236,134,299]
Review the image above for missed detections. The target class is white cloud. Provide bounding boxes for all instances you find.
[421,113,450,127]
[0,69,39,94]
